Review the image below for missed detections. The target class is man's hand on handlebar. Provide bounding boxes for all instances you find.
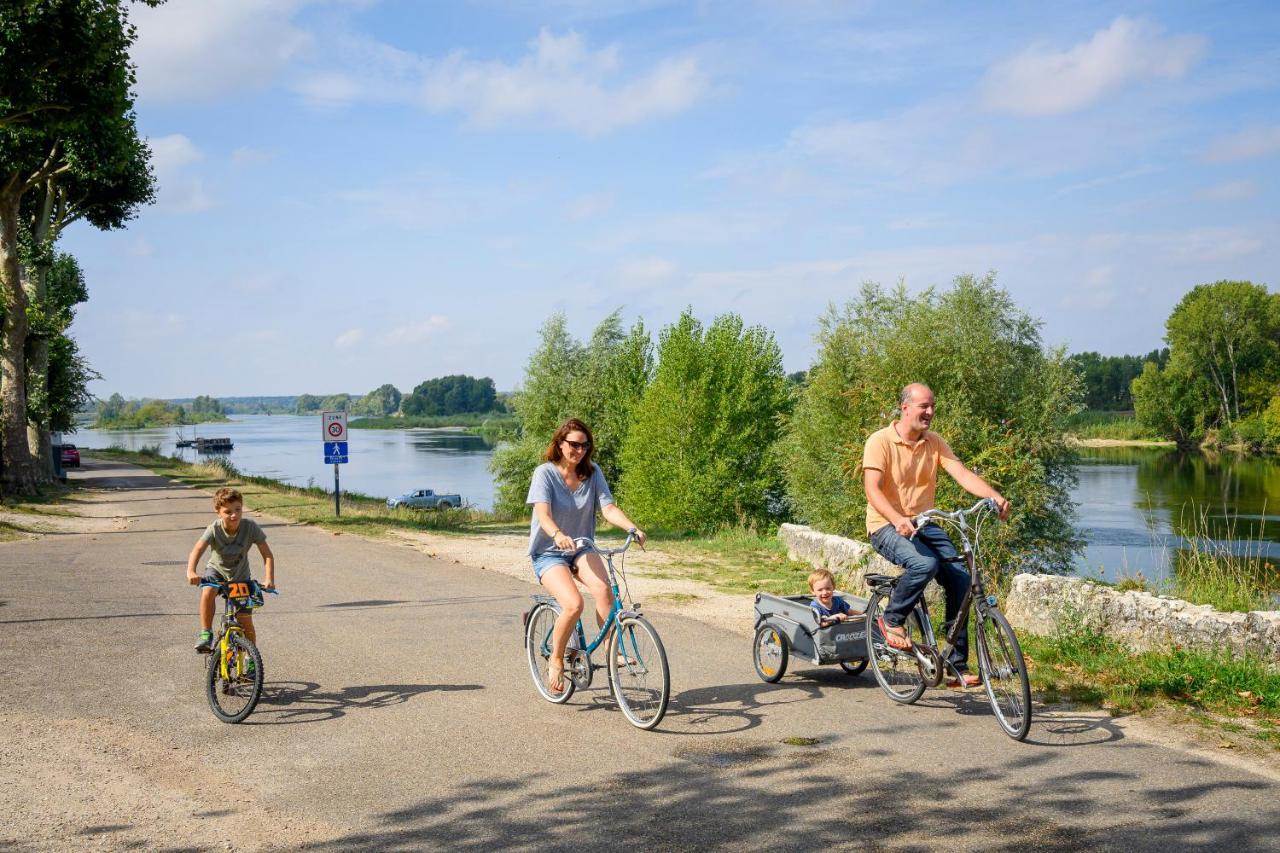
[893,516,917,538]
[990,494,1010,521]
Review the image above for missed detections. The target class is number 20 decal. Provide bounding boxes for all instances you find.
[228,582,251,598]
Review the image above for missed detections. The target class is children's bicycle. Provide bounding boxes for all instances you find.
[198,579,278,724]
[863,498,1033,740]
[523,532,670,730]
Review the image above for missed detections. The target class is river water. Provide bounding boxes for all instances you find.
[74,416,1280,581]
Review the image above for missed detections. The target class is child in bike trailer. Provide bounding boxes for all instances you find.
[186,487,275,653]
[807,569,855,622]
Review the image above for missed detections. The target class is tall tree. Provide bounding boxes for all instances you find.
[619,310,789,530]
[780,274,1083,577]
[0,0,157,492]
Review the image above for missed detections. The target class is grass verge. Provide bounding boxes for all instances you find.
[643,525,816,596]
[88,448,525,538]
[1022,625,1280,749]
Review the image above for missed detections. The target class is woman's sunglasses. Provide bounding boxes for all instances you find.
[562,439,591,451]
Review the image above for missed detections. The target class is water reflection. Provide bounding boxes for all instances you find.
[73,415,499,510]
[1074,447,1280,585]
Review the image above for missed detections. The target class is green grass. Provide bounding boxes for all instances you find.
[1022,621,1280,746]
[644,524,817,596]
[1065,410,1162,441]
[1100,505,1279,613]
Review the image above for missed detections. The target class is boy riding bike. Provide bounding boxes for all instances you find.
[186,488,275,653]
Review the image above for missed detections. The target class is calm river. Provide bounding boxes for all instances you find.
[75,416,1280,581]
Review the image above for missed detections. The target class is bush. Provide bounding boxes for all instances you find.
[490,311,651,515]
[780,273,1084,579]
[619,310,790,530]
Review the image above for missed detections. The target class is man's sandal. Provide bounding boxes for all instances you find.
[877,616,912,651]
[946,672,981,688]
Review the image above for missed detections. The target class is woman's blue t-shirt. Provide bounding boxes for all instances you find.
[526,462,614,556]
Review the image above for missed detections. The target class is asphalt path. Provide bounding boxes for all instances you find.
[1,459,1277,851]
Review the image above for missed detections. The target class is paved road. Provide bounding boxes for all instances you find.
[1,460,1277,851]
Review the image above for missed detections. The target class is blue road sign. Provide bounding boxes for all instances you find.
[324,441,349,464]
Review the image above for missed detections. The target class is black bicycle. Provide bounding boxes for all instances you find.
[863,498,1032,741]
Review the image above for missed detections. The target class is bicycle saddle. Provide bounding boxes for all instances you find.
[864,573,901,588]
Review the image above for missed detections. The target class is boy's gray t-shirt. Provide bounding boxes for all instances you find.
[200,518,266,582]
[526,462,615,555]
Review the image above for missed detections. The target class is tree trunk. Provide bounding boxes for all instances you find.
[0,191,37,494]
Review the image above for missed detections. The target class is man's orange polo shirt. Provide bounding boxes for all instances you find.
[862,423,958,535]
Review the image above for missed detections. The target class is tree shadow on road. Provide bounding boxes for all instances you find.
[251,680,483,725]
[300,739,1276,851]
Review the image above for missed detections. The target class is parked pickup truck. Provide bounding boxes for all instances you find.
[386,489,463,510]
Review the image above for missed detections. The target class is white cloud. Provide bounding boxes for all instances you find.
[148,134,213,213]
[335,328,365,349]
[981,17,1204,116]
[1203,126,1280,163]
[131,0,313,101]
[1195,180,1260,202]
[616,256,678,289]
[384,316,450,346]
[418,29,708,134]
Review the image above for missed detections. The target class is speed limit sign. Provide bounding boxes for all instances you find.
[321,411,348,442]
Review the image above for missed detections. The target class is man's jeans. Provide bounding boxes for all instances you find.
[869,523,970,671]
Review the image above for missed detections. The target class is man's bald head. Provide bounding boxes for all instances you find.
[899,383,933,408]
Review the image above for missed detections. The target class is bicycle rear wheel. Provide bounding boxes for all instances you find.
[608,615,669,730]
[976,608,1032,740]
[525,603,575,704]
[206,633,263,723]
[864,593,928,704]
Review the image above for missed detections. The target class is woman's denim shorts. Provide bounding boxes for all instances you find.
[531,547,590,580]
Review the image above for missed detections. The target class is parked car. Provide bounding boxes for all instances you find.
[386,489,462,510]
[60,444,80,468]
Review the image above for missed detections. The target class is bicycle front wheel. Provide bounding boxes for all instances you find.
[608,615,670,730]
[206,633,264,723]
[976,608,1032,740]
[525,603,574,704]
[864,593,927,704]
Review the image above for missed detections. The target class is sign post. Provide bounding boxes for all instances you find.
[321,412,349,516]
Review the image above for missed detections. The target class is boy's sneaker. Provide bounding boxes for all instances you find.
[195,630,213,653]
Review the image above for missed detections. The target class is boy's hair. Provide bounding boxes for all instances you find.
[213,487,243,509]
[807,568,835,590]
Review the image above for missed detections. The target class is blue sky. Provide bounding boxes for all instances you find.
[62,0,1279,398]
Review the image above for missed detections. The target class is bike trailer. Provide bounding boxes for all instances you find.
[753,591,869,665]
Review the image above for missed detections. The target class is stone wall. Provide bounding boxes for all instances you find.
[779,524,1280,667]
[778,523,943,606]
[1004,574,1280,667]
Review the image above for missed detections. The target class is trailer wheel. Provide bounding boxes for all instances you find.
[753,624,789,683]
[840,658,868,676]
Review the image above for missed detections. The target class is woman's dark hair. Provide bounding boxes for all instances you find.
[544,418,595,479]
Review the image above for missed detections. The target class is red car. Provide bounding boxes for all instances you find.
[60,444,80,468]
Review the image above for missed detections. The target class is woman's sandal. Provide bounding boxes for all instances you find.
[877,616,913,651]
[547,661,567,693]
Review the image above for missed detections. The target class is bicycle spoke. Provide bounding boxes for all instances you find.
[609,616,669,730]
[978,609,1032,740]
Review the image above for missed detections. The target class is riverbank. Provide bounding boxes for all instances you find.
[349,413,517,432]
[68,448,1280,755]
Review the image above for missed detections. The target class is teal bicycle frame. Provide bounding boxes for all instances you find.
[533,533,641,661]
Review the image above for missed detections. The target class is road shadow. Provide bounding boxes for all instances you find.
[300,743,1277,851]
[915,691,1125,747]
[662,680,829,734]
[253,681,483,725]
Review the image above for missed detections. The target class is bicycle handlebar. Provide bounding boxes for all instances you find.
[913,497,998,529]
[559,529,638,557]
[197,580,279,594]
